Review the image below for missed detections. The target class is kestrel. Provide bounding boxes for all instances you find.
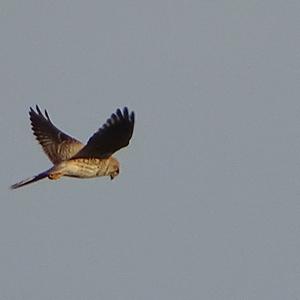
[11,106,135,189]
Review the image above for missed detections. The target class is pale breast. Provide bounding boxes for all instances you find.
[63,158,109,178]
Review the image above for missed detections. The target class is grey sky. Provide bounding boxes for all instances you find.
[1,1,300,299]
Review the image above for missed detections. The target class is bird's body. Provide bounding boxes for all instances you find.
[48,157,119,179]
[11,106,134,189]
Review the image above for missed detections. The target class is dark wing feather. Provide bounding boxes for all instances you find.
[72,107,135,159]
[30,105,84,164]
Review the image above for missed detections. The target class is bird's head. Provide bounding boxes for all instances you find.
[108,157,120,180]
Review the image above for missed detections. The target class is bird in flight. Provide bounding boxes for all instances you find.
[11,106,135,189]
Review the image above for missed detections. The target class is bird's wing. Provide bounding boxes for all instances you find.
[30,105,84,164]
[71,107,135,159]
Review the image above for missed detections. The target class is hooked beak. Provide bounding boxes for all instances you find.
[110,169,119,180]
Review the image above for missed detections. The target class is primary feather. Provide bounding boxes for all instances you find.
[30,105,84,164]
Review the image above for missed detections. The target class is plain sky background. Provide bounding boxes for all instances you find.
[1,1,300,299]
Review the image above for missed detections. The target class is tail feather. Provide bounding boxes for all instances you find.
[11,170,49,189]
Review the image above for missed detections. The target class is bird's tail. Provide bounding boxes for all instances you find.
[10,169,50,190]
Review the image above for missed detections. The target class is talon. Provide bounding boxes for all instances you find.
[48,173,62,180]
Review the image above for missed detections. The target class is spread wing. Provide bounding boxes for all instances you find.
[72,107,135,159]
[30,105,84,164]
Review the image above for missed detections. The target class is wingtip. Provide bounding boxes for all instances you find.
[121,107,134,123]
[116,108,123,119]
[29,105,41,114]
[29,106,35,113]
[29,105,52,122]
[130,110,135,123]
[29,106,38,119]
[123,107,129,118]
[36,105,42,115]
[44,109,51,121]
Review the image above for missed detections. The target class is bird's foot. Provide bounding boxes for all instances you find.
[48,172,62,180]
